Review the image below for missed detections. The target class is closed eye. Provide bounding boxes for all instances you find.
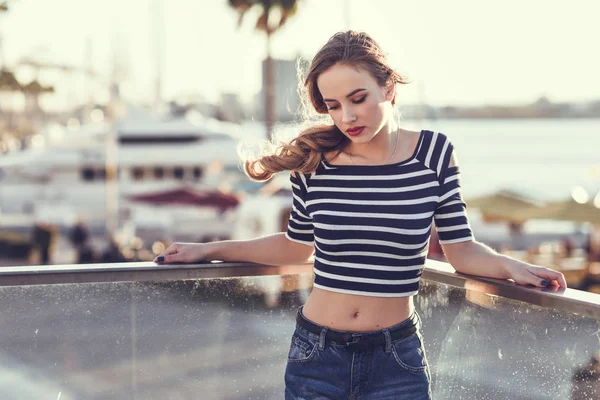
[326,96,367,111]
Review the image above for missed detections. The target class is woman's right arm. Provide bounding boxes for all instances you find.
[154,232,314,266]
[155,171,316,266]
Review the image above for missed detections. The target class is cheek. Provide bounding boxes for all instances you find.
[361,100,386,122]
[328,111,342,126]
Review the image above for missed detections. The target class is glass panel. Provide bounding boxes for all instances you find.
[0,276,598,399]
[416,281,600,399]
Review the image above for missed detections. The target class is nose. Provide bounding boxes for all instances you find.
[341,107,356,124]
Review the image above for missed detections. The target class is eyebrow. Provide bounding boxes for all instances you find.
[323,88,366,103]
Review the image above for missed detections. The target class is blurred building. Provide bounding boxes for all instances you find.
[255,57,301,122]
[218,93,246,123]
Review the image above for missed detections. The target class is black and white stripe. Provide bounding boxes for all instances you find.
[286,130,473,297]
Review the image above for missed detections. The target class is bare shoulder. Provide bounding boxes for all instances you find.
[400,128,422,147]
[448,151,458,167]
[398,128,422,158]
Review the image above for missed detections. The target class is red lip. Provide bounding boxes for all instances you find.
[347,126,365,136]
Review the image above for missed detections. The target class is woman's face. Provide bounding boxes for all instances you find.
[316,63,394,145]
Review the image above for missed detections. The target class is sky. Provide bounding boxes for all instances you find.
[1,0,599,111]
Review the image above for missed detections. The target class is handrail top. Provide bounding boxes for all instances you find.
[1,259,599,319]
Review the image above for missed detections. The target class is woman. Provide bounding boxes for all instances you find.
[155,31,567,399]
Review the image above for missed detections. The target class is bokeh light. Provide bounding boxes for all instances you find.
[571,186,589,204]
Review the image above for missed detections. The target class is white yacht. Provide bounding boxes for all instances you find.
[0,106,248,239]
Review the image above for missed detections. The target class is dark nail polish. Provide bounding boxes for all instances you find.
[540,280,549,287]
[157,256,164,262]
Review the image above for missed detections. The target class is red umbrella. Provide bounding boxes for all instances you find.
[128,187,240,211]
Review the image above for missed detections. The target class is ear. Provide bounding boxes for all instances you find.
[385,83,395,102]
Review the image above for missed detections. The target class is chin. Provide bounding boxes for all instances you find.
[351,133,376,143]
[347,136,368,143]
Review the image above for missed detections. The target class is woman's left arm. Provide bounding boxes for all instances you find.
[441,240,568,288]
[434,137,566,289]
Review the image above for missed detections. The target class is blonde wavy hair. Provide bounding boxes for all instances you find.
[244,31,409,181]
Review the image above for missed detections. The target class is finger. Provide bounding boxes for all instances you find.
[512,266,551,288]
[154,245,179,263]
[531,284,561,293]
[529,268,567,288]
[156,253,183,264]
[541,269,567,288]
[556,273,568,289]
[155,251,187,264]
[542,284,561,293]
[520,270,549,287]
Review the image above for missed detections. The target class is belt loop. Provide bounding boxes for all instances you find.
[382,329,392,353]
[319,327,328,351]
[414,311,421,329]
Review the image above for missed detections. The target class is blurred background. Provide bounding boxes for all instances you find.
[0,0,599,291]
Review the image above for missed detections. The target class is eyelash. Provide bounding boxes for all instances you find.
[326,96,367,111]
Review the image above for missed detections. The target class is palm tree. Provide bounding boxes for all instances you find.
[0,1,9,69]
[228,0,300,140]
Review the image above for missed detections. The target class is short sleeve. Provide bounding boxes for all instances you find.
[285,172,314,246]
[434,141,474,245]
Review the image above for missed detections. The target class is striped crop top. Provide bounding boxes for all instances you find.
[285,130,474,297]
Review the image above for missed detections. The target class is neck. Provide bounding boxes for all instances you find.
[346,119,398,162]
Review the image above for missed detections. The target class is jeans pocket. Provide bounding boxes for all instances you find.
[391,332,429,373]
[287,331,319,363]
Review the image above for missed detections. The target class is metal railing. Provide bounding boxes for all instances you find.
[0,259,598,399]
[2,259,599,319]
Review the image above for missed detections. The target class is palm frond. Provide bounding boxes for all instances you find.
[228,0,300,34]
[228,0,255,28]
[275,0,298,31]
[255,10,269,33]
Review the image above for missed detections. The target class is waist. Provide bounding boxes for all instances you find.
[303,287,413,331]
[295,305,420,351]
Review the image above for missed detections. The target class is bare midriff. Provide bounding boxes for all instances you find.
[302,287,414,332]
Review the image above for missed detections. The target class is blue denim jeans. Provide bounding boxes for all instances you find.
[285,306,431,399]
